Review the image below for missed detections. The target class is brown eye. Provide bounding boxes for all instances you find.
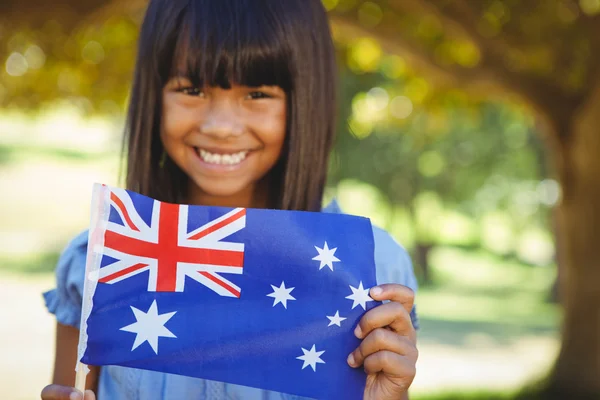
[179,87,206,97]
[247,91,272,100]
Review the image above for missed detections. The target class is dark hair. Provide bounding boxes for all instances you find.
[124,0,337,211]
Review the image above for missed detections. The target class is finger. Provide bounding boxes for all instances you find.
[348,328,417,368]
[363,350,416,379]
[84,390,97,400]
[370,284,415,314]
[41,385,82,400]
[354,302,414,341]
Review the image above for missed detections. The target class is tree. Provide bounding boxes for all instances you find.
[328,1,600,398]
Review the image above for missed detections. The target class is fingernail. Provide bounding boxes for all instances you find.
[347,353,356,367]
[354,325,363,339]
[371,286,382,297]
[70,391,83,400]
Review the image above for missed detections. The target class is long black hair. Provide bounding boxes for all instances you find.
[124,0,337,211]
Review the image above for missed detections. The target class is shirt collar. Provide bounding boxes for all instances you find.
[321,198,343,214]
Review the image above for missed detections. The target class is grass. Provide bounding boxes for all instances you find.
[0,251,61,274]
[0,142,111,165]
[417,246,559,337]
[414,391,514,400]
[0,135,121,262]
[408,246,559,399]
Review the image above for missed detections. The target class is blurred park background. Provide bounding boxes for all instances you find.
[2,0,600,399]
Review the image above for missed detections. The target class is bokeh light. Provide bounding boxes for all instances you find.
[24,45,46,70]
[580,0,600,15]
[81,41,105,64]
[5,52,28,76]
[390,95,413,119]
[358,2,383,28]
[366,87,389,111]
[347,37,382,73]
[537,179,561,206]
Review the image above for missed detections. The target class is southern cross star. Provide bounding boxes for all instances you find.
[312,241,340,271]
[326,310,347,327]
[267,281,296,308]
[120,300,177,354]
[296,344,326,372]
[345,281,374,310]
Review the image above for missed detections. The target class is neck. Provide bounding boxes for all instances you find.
[187,179,271,209]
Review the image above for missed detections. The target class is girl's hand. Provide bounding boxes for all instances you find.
[347,284,418,400]
[41,385,96,400]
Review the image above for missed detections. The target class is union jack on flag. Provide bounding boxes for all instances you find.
[96,187,246,297]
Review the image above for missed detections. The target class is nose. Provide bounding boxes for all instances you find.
[199,100,244,139]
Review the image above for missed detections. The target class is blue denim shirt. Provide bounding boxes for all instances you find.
[44,201,419,400]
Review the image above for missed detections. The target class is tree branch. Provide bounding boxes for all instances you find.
[329,12,498,92]
[388,0,534,68]
[416,0,582,135]
[332,0,585,138]
[0,0,109,25]
[0,0,145,28]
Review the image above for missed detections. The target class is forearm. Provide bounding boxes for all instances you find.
[53,323,100,391]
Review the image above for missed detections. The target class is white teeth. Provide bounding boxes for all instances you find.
[198,148,248,165]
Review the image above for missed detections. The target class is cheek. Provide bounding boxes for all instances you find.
[161,105,186,140]
[160,100,177,142]
[258,107,287,150]
[161,93,202,142]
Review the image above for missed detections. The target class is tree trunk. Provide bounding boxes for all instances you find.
[414,242,433,284]
[545,77,600,398]
[547,210,563,304]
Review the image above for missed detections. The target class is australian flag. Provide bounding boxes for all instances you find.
[78,184,380,399]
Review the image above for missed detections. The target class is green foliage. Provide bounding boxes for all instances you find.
[329,0,599,96]
[328,52,554,265]
[1,14,139,112]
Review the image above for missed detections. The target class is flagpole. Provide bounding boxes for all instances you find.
[75,362,89,393]
[74,184,108,396]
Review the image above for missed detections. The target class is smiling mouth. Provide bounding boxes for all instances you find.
[194,147,250,166]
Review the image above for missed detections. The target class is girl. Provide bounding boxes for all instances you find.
[41,0,419,399]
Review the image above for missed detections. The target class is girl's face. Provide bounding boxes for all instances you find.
[161,78,287,207]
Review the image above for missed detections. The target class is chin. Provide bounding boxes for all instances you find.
[192,180,255,204]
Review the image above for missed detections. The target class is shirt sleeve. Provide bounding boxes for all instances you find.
[372,226,420,330]
[43,231,89,328]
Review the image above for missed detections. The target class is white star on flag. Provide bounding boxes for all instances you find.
[296,344,326,371]
[345,281,374,310]
[120,300,177,354]
[326,310,347,327]
[312,241,340,271]
[267,281,296,308]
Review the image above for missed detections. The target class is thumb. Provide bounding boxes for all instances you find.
[40,385,96,400]
[41,385,81,400]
